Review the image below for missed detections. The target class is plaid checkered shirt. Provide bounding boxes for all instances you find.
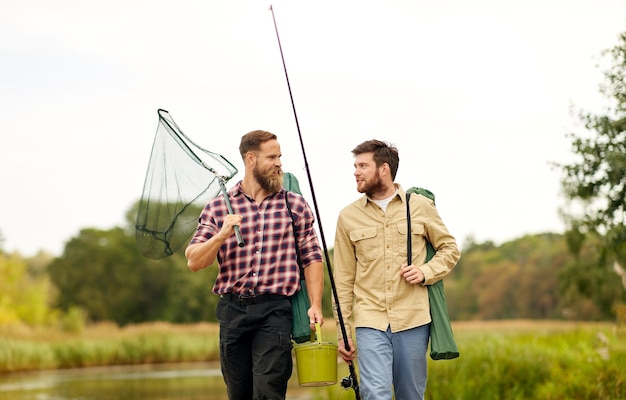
[189,181,322,297]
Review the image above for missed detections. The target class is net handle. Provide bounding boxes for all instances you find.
[218,176,244,247]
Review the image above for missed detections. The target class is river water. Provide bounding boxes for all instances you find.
[0,362,340,400]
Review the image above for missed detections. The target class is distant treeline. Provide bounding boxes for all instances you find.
[447,233,625,321]
[2,225,624,329]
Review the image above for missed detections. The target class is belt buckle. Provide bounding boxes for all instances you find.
[239,294,256,306]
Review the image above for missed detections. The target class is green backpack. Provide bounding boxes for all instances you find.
[283,173,312,343]
[406,187,460,360]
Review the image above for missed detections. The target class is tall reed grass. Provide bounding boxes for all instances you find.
[1,320,624,399]
[422,321,625,399]
[0,322,220,371]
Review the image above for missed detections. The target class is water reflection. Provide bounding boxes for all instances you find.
[0,362,324,400]
[0,362,220,400]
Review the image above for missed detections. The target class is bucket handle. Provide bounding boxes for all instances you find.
[311,323,322,344]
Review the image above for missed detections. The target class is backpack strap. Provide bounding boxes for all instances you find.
[406,188,437,263]
[285,191,304,277]
[406,192,413,265]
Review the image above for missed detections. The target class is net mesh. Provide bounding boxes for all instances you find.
[135,109,238,259]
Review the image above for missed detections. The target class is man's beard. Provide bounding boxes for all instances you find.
[359,173,385,198]
[254,166,283,193]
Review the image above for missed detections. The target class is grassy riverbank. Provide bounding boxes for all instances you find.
[0,321,221,371]
[1,320,624,399]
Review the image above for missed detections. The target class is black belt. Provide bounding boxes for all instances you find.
[220,292,289,306]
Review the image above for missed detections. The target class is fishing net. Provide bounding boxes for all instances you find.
[135,109,238,259]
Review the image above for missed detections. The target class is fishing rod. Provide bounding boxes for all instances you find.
[268,5,361,399]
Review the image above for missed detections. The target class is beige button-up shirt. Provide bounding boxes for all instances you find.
[333,184,461,338]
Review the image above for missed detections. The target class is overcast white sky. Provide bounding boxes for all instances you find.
[2,0,626,256]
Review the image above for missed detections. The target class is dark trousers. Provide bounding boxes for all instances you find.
[216,296,293,400]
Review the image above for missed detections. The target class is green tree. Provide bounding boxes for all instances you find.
[47,226,218,325]
[160,255,220,323]
[446,233,618,321]
[557,233,623,320]
[304,231,622,322]
[49,228,168,324]
[0,252,56,325]
[555,31,626,318]
[557,32,626,264]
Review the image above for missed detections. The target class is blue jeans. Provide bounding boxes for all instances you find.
[356,324,430,400]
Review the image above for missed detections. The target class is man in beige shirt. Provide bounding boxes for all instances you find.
[333,139,460,400]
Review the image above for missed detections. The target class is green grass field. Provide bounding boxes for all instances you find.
[1,320,624,399]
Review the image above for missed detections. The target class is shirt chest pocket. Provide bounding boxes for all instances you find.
[397,222,426,262]
[350,227,379,262]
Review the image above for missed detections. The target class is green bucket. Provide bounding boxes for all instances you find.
[294,323,338,387]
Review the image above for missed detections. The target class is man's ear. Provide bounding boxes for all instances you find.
[381,162,390,177]
[245,151,256,167]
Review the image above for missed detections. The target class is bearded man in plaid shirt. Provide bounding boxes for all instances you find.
[186,130,324,400]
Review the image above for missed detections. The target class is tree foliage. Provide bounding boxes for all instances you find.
[1,226,620,326]
[0,252,56,325]
[557,32,626,265]
[47,227,217,326]
[0,205,618,326]
[447,233,625,321]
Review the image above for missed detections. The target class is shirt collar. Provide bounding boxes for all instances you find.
[358,183,406,206]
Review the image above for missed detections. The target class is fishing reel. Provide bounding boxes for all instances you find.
[340,374,357,389]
